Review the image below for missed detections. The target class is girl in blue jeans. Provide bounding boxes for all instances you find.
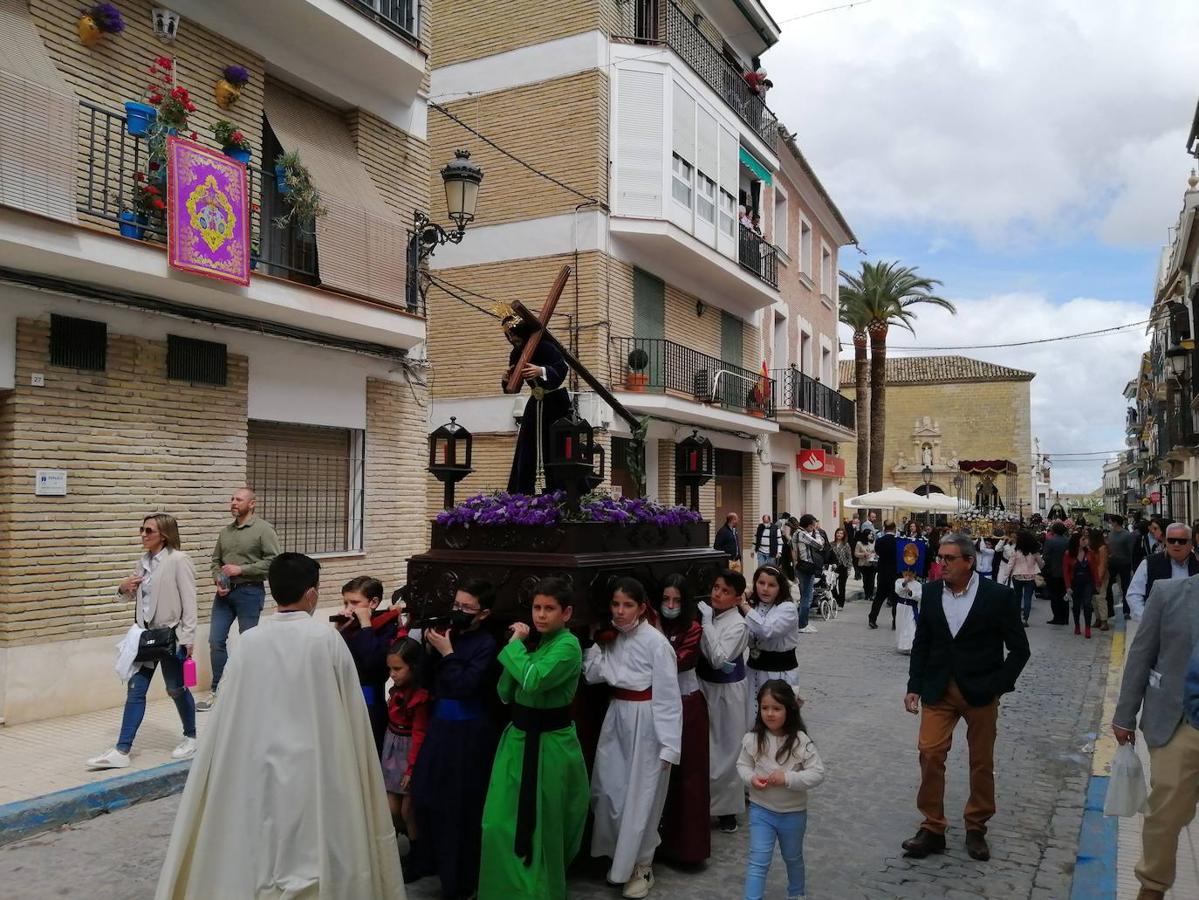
[737,680,825,900]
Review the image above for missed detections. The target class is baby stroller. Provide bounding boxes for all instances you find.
[815,568,839,621]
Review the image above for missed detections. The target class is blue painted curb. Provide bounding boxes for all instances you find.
[1071,775,1118,899]
[0,760,190,847]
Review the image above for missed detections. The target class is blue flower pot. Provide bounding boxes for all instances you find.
[124,102,157,137]
[224,146,251,165]
[119,210,147,240]
[275,165,291,196]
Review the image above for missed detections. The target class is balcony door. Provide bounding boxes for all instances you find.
[720,312,744,408]
[632,268,665,389]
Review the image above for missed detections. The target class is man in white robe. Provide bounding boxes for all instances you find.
[156,553,403,900]
[698,572,751,830]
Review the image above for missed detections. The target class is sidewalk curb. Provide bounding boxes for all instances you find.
[0,760,190,847]
[1071,620,1125,900]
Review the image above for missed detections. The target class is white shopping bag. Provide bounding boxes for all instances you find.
[1103,743,1148,817]
[895,603,917,654]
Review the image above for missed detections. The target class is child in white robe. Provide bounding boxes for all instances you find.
[585,576,682,899]
[739,565,800,718]
[698,568,751,833]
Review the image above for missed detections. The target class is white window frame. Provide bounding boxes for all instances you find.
[820,239,834,305]
[773,184,789,261]
[718,189,736,237]
[696,171,716,223]
[671,153,693,210]
[799,216,813,281]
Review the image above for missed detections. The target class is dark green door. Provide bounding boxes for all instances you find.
[632,268,665,388]
[720,312,744,407]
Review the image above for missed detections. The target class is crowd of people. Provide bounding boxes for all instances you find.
[95,485,1199,899]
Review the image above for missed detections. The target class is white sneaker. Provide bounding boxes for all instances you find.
[622,864,654,899]
[800,624,819,634]
[195,691,217,712]
[171,737,197,760]
[86,748,130,769]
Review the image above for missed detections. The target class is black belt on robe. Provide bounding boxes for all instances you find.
[747,648,797,671]
[510,703,573,866]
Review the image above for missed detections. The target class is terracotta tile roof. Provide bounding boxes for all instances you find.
[837,355,1035,385]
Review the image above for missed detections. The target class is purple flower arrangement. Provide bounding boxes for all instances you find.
[86,3,126,33]
[436,491,703,528]
[222,65,251,87]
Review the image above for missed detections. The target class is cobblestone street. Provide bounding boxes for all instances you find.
[0,589,1109,899]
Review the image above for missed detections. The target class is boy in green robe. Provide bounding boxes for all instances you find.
[479,577,589,900]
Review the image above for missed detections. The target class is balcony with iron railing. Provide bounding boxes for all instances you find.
[75,101,423,317]
[612,337,775,417]
[337,0,419,45]
[633,0,779,145]
[738,223,778,289]
[771,368,856,432]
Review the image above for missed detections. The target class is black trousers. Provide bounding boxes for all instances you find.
[1045,575,1068,623]
[1106,561,1132,616]
[860,567,876,601]
[870,574,896,626]
[833,566,849,606]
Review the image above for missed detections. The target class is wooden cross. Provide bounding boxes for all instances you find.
[502,265,640,434]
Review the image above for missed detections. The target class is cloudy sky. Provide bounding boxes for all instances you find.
[763,0,1199,491]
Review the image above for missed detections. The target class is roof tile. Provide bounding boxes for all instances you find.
[837,355,1035,385]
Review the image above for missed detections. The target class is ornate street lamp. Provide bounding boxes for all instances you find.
[952,473,965,515]
[922,464,932,522]
[676,430,714,512]
[407,149,484,310]
[428,417,473,509]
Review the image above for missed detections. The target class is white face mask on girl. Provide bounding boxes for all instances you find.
[615,619,640,633]
[660,605,681,620]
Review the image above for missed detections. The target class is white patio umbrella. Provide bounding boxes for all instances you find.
[843,487,931,509]
[919,493,964,512]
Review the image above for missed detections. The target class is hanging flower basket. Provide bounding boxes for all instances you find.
[77,4,125,48]
[124,102,156,137]
[215,65,250,109]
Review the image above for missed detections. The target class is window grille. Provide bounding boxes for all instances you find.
[247,421,365,554]
[167,335,227,386]
[49,314,106,371]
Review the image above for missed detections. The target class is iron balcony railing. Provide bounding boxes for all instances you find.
[739,223,778,288]
[612,336,775,416]
[77,100,321,287]
[337,0,419,45]
[772,368,856,431]
[634,1,779,144]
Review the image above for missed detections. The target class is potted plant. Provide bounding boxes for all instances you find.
[215,65,250,109]
[625,347,649,391]
[213,119,252,165]
[145,57,197,138]
[77,3,124,48]
[124,100,156,137]
[120,173,165,240]
[273,151,327,231]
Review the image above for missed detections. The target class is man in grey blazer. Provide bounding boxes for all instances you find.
[1112,573,1199,900]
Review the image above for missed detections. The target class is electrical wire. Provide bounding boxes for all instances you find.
[430,102,607,209]
[424,274,501,320]
[884,319,1152,351]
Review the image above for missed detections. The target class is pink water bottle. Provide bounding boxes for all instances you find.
[183,657,197,688]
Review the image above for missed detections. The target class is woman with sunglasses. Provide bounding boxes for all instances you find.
[87,513,198,769]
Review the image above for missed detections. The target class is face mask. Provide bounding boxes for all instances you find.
[451,610,476,631]
[615,619,639,633]
[660,605,681,620]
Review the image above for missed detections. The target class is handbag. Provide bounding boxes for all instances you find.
[134,625,178,663]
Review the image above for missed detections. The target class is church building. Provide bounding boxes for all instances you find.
[836,355,1036,518]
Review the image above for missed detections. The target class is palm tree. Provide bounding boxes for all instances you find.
[838,289,871,495]
[840,261,955,493]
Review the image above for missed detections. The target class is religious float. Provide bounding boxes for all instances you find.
[948,459,1022,534]
[407,266,727,625]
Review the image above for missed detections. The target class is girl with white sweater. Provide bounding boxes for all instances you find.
[737,680,825,900]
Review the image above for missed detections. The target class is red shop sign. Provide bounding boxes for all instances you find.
[797,449,846,479]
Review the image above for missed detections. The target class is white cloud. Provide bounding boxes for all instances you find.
[766,0,1199,249]
[838,293,1147,492]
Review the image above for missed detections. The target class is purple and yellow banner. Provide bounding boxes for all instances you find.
[166,137,250,286]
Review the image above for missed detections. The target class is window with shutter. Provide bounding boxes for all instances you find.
[49,314,106,371]
[167,335,228,386]
[615,68,664,217]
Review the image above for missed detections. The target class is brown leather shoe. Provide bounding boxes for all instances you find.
[965,829,990,861]
[901,828,946,858]
[1134,888,1164,900]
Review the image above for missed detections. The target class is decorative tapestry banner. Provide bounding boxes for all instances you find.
[166,137,250,286]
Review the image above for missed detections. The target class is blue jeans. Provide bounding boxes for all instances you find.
[796,572,814,629]
[117,652,195,753]
[756,551,776,570]
[1016,579,1036,620]
[744,802,807,900]
[209,584,265,689]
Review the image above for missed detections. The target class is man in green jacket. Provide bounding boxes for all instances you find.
[196,487,280,711]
